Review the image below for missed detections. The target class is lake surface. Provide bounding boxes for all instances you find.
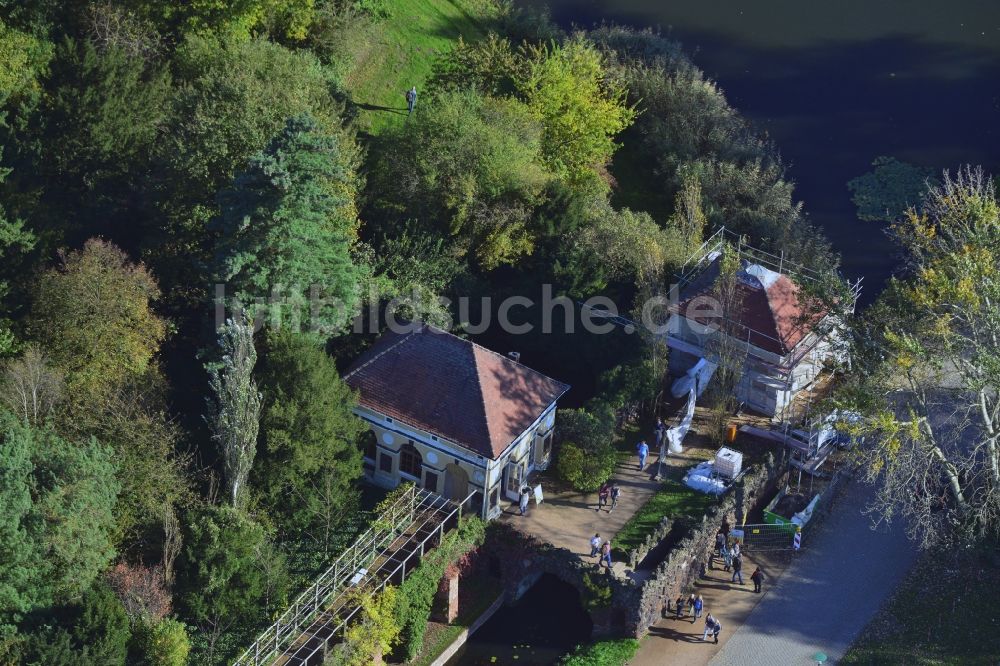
[522,0,1000,300]
[444,574,593,665]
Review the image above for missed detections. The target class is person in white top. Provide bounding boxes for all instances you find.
[589,533,602,557]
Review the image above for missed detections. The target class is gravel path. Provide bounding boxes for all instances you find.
[709,479,918,666]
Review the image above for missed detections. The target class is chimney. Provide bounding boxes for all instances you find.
[508,351,521,363]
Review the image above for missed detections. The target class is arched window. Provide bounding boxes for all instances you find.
[399,443,422,479]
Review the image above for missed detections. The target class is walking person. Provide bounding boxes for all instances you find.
[601,541,613,569]
[405,86,417,115]
[687,593,696,618]
[589,533,602,558]
[692,594,704,623]
[674,594,685,619]
[751,566,764,593]
[609,483,622,513]
[721,543,732,572]
[712,618,722,643]
[597,482,610,512]
[712,530,725,568]
[636,439,649,470]
[731,554,744,585]
[654,417,666,449]
[701,613,716,641]
[518,486,530,516]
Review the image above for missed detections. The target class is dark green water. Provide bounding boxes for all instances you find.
[524,0,1000,298]
[444,574,593,665]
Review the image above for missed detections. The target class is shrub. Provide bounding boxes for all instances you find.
[580,572,612,611]
[133,618,190,666]
[105,563,171,622]
[557,405,615,450]
[556,441,617,492]
[561,638,639,666]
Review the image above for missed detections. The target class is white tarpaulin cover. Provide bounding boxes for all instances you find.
[670,358,717,399]
[683,460,726,495]
[665,388,696,454]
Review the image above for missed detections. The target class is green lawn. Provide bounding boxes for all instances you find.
[612,468,717,558]
[843,550,1000,665]
[342,0,501,133]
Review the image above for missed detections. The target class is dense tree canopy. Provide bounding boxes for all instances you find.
[24,38,170,246]
[0,2,851,662]
[369,89,550,270]
[213,114,362,333]
[175,504,286,660]
[0,414,119,630]
[27,238,165,398]
[434,34,635,190]
[255,329,364,543]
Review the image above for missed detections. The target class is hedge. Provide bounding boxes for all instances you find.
[393,517,486,660]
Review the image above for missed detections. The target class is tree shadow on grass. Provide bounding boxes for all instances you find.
[356,101,409,115]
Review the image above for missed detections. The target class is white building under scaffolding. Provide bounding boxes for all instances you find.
[665,228,860,419]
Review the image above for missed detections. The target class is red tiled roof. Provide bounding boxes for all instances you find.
[343,325,570,459]
[673,258,827,356]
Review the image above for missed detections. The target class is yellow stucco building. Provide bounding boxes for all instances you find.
[343,324,570,519]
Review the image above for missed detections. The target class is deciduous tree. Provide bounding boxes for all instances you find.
[840,166,1000,547]
[369,89,549,270]
[28,238,166,398]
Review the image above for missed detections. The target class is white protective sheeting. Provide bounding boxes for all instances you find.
[683,460,727,495]
[670,357,717,398]
[666,388,696,454]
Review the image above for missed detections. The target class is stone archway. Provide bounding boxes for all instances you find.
[443,463,470,501]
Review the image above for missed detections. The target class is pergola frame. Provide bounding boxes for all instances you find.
[234,486,476,666]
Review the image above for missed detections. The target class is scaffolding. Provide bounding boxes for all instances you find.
[234,487,475,666]
[668,226,861,421]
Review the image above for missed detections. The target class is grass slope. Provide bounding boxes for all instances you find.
[843,550,1000,665]
[343,0,500,133]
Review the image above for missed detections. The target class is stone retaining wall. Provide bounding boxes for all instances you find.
[629,456,785,636]
[477,455,786,641]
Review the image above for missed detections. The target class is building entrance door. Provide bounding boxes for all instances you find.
[443,463,470,501]
[504,459,525,501]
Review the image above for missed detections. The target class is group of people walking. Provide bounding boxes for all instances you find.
[589,533,613,569]
[596,481,622,512]
[660,520,771,647]
[668,594,722,643]
[712,527,765,592]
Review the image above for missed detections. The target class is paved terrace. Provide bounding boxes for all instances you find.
[499,402,733,577]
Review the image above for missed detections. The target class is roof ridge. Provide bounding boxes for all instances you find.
[341,329,415,381]
[470,345,497,453]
